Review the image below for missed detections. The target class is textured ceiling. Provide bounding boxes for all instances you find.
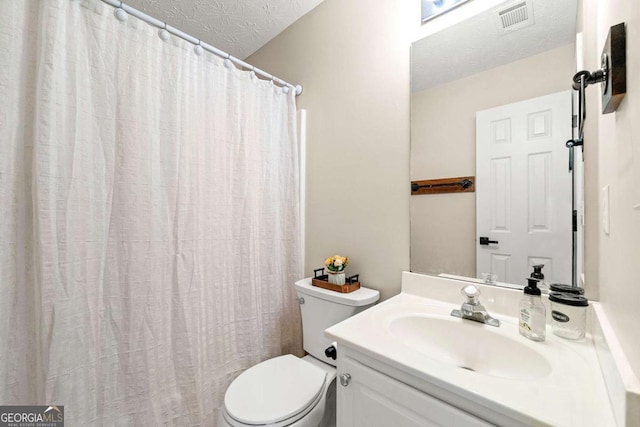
[412,0,578,92]
[124,0,325,59]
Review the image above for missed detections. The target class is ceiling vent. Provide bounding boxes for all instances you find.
[495,1,535,35]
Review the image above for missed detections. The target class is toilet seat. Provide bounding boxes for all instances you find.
[223,355,328,426]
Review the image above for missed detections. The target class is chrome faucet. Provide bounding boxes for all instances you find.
[451,285,501,327]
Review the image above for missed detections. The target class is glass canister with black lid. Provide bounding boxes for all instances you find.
[549,292,589,340]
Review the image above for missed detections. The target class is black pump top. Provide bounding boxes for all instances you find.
[531,264,545,280]
[524,277,542,296]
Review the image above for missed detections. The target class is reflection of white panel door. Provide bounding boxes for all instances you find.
[476,91,572,285]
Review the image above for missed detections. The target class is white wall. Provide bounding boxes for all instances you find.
[248,0,416,300]
[249,0,640,382]
[410,44,576,279]
[580,0,640,380]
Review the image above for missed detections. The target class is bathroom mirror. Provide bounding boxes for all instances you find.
[410,0,583,288]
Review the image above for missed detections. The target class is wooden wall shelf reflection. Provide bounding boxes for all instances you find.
[410,176,475,195]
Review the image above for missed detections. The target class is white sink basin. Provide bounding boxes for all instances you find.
[388,314,552,380]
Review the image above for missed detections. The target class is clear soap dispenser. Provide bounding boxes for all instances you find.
[519,278,546,342]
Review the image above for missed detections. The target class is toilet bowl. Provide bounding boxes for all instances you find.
[221,355,336,427]
[220,278,379,427]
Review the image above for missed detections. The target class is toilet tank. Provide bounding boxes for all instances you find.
[294,278,380,367]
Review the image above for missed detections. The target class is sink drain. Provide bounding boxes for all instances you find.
[459,366,475,372]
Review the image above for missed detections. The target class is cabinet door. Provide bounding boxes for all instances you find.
[338,357,493,427]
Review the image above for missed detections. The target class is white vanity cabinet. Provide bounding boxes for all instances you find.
[337,354,492,427]
[326,273,619,427]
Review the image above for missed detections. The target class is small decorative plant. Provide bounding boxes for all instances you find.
[324,255,349,273]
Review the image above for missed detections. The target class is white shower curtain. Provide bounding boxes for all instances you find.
[0,0,302,424]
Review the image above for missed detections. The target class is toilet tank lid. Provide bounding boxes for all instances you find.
[294,278,380,306]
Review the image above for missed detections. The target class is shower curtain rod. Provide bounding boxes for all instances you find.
[101,0,303,96]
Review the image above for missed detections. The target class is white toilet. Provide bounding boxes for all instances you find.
[220,277,380,427]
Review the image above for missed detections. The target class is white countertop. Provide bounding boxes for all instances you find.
[325,272,617,427]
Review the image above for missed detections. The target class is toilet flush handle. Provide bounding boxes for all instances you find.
[339,373,351,387]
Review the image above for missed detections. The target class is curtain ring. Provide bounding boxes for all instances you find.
[158,23,170,41]
[114,2,128,21]
[194,40,204,56]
